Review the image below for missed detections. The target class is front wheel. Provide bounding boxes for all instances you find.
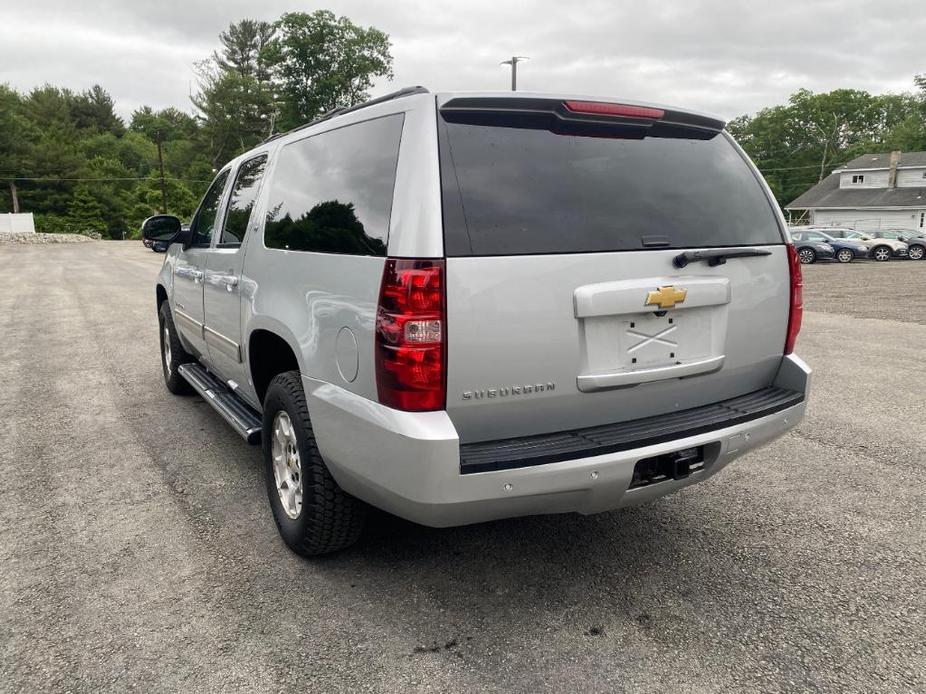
[158,303,194,394]
[262,371,366,556]
[908,244,925,261]
[836,248,854,263]
[872,245,892,262]
[798,247,816,264]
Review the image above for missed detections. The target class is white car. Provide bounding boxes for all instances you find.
[844,231,907,261]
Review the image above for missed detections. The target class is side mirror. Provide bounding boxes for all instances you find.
[141,215,182,242]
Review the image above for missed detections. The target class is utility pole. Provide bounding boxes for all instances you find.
[155,130,167,213]
[500,56,529,91]
[9,180,19,214]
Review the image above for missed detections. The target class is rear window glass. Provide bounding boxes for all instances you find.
[264,114,404,256]
[439,118,783,256]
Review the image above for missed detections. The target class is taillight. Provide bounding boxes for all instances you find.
[785,245,803,354]
[375,258,446,411]
[563,100,665,119]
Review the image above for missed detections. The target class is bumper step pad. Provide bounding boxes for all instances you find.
[459,386,803,474]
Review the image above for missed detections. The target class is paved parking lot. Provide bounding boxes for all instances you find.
[1,243,923,693]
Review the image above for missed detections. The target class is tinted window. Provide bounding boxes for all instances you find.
[221,155,268,248]
[264,114,404,255]
[191,170,230,247]
[439,119,783,256]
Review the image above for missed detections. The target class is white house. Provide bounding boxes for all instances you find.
[786,150,926,233]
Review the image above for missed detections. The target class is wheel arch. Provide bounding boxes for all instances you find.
[248,326,303,405]
[156,283,168,310]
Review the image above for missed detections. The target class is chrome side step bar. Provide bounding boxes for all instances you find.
[178,363,262,444]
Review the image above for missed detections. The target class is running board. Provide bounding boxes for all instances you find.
[178,363,262,444]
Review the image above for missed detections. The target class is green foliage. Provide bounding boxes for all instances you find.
[729,77,926,207]
[1,11,396,234]
[271,11,394,130]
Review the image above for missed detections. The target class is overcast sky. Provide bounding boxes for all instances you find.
[1,0,922,122]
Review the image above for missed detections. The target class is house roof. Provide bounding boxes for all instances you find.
[786,172,926,210]
[840,151,926,170]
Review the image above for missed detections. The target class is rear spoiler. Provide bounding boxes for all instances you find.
[439,97,725,140]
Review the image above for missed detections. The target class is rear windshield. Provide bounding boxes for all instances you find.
[438,117,783,256]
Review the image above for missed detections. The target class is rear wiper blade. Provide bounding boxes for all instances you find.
[673,248,773,268]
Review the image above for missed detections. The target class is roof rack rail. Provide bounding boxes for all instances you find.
[262,86,429,144]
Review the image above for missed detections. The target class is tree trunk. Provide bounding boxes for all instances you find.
[9,180,19,214]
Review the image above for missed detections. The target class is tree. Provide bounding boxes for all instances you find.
[66,186,107,235]
[192,18,279,167]
[271,10,393,130]
[728,82,924,206]
[70,85,125,136]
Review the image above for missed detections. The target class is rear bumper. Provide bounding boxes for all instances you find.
[305,355,811,527]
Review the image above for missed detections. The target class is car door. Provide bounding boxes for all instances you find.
[172,169,231,356]
[202,154,269,386]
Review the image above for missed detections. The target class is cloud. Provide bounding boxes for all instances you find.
[0,0,922,121]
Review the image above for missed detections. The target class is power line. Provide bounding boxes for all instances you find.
[6,176,213,183]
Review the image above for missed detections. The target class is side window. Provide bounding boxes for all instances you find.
[191,169,230,247]
[220,155,268,248]
[263,114,404,255]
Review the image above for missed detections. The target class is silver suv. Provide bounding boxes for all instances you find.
[143,88,810,555]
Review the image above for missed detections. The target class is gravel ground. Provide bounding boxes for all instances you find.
[0,243,923,693]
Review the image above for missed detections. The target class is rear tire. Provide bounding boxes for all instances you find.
[836,248,854,263]
[908,244,925,261]
[262,371,366,556]
[872,245,892,262]
[158,302,194,395]
[798,247,816,264]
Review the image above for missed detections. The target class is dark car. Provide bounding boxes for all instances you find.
[868,230,926,261]
[788,230,836,264]
[791,229,868,263]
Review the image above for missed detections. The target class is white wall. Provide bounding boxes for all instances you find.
[896,168,926,188]
[811,209,923,231]
[839,170,890,188]
[0,213,36,233]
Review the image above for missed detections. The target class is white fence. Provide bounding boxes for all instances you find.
[0,213,36,234]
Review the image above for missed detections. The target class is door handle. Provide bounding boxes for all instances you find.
[190,270,204,282]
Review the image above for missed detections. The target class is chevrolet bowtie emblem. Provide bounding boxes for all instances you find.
[645,285,687,310]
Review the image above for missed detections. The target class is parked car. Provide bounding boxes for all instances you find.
[829,230,908,261]
[789,231,835,264]
[790,229,867,263]
[866,230,926,261]
[142,88,810,555]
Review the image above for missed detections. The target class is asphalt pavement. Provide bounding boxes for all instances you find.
[0,242,923,693]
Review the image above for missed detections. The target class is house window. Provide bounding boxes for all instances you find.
[921,212,925,229]
[851,174,865,184]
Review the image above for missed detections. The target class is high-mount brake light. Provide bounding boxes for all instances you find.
[563,101,665,120]
[375,259,446,411]
[785,245,803,354]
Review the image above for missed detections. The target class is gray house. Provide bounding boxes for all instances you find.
[786,150,926,233]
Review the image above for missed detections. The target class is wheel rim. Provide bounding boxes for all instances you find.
[799,249,814,264]
[875,248,890,261]
[271,411,303,519]
[838,250,852,263]
[163,325,172,377]
[910,246,924,260]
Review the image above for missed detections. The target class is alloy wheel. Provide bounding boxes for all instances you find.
[271,411,303,519]
[836,249,853,263]
[798,248,815,264]
[908,245,925,261]
[163,325,172,377]
[873,247,891,262]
